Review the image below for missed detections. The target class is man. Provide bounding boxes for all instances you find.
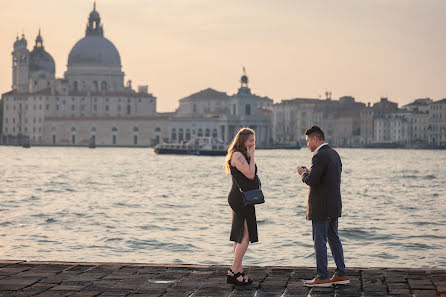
[297,125,349,287]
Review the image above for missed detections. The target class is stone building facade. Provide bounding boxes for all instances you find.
[272,95,365,147]
[168,73,273,147]
[1,5,164,146]
[429,98,446,147]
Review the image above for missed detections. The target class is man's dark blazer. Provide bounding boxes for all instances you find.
[302,144,342,221]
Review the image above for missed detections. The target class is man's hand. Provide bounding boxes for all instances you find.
[297,166,306,175]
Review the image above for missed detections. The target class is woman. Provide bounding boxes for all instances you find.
[225,127,260,286]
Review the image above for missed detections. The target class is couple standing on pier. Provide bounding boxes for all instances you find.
[224,125,350,287]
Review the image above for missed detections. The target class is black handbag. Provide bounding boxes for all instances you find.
[232,176,265,206]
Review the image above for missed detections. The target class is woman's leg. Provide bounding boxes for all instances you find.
[230,219,250,281]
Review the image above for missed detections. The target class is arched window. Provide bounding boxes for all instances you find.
[133,126,139,132]
[171,128,177,140]
[185,128,191,141]
[197,128,203,137]
[212,129,218,138]
[127,105,131,115]
[101,81,107,91]
[112,127,118,132]
[91,127,96,132]
[155,127,161,132]
[71,127,76,132]
[93,81,98,92]
[73,81,78,91]
[205,128,210,137]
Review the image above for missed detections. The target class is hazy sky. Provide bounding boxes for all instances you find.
[1,0,445,111]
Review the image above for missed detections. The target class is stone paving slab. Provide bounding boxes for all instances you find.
[0,260,445,296]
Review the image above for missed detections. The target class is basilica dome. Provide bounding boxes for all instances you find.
[67,3,121,68]
[30,31,55,74]
[68,36,121,67]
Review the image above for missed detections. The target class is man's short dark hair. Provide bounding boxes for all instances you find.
[305,125,325,141]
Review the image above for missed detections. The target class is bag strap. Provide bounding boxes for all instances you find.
[231,174,261,192]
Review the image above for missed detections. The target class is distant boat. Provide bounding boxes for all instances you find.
[154,137,227,156]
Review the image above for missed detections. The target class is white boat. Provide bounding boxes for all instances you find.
[154,137,227,156]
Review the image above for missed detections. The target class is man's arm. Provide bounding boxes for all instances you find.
[302,153,325,186]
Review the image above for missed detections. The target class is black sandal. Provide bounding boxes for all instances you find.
[241,272,253,284]
[227,268,236,284]
[233,272,249,286]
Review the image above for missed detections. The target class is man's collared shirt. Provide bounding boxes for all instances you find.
[313,143,328,156]
[301,143,328,177]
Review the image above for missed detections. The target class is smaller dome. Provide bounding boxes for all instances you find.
[29,32,55,74]
[30,48,55,74]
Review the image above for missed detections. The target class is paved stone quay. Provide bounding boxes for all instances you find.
[0,260,445,297]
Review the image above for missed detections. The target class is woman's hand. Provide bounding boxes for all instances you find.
[247,145,255,158]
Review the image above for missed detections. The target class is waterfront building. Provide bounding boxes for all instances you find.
[272,98,322,145]
[428,98,446,147]
[402,98,432,146]
[272,94,364,147]
[359,97,399,146]
[359,104,374,145]
[373,111,411,146]
[1,5,166,146]
[168,71,273,147]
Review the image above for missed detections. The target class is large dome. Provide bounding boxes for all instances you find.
[67,36,121,67]
[67,4,121,67]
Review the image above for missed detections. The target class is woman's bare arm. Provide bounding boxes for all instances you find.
[231,151,255,180]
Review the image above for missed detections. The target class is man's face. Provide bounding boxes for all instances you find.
[305,135,317,152]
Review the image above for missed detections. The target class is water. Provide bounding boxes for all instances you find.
[0,147,445,268]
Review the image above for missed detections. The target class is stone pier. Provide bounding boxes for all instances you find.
[0,260,445,296]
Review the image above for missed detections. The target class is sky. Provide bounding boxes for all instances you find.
[1,0,445,112]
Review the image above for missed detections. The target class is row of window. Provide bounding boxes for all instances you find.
[56,134,141,145]
[3,127,42,133]
[4,117,43,124]
[73,80,109,92]
[55,97,152,103]
[65,126,161,133]
[53,104,133,114]
[190,103,252,116]
[170,128,218,141]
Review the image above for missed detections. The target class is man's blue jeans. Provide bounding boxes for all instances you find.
[312,218,346,279]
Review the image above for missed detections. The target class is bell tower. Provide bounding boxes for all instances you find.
[12,34,30,92]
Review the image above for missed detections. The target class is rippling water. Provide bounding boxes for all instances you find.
[1,147,445,268]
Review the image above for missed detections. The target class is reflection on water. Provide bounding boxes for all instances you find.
[0,147,445,268]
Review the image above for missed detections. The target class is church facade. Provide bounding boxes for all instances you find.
[1,4,166,147]
[1,5,273,147]
[168,74,273,147]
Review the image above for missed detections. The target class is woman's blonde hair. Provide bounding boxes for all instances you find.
[225,128,255,175]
